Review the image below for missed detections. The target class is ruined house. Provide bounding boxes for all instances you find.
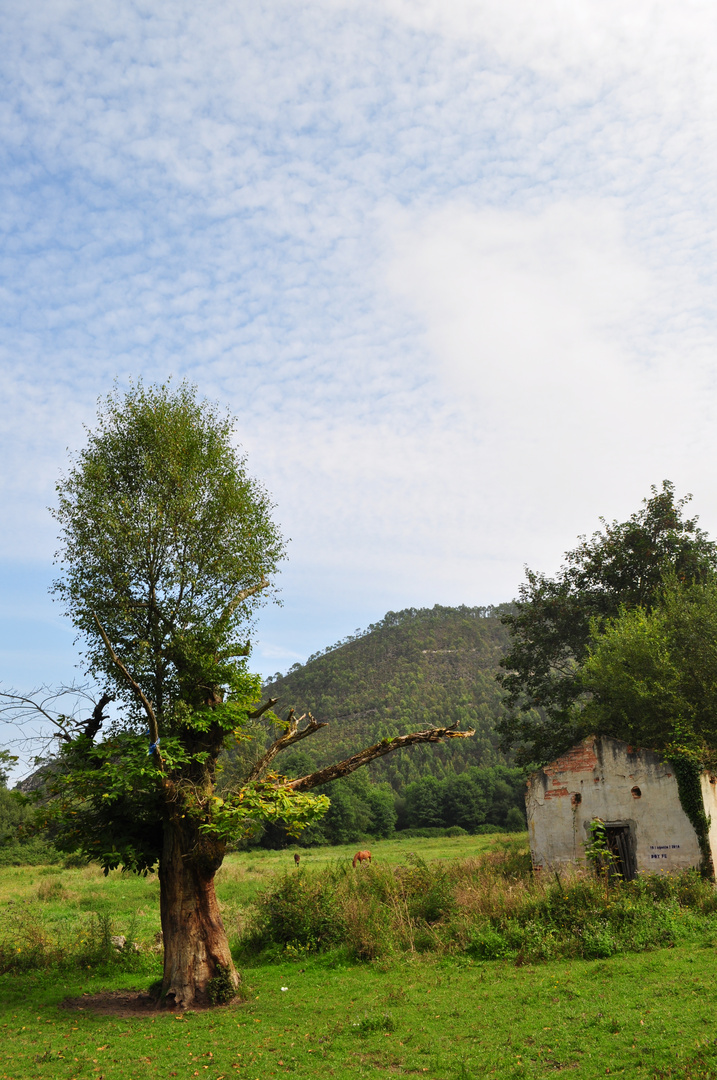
[526,735,717,879]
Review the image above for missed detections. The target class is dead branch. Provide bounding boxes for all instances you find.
[281,723,476,792]
[0,686,101,744]
[82,692,114,742]
[245,710,329,782]
[246,697,278,721]
[92,613,162,765]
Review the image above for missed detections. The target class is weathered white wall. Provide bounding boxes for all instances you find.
[526,736,702,875]
[700,772,717,872]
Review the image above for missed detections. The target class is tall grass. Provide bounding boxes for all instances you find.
[238,841,717,964]
[0,904,158,975]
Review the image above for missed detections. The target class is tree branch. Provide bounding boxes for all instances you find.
[0,689,78,742]
[281,724,476,792]
[82,691,114,742]
[245,709,328,782]
[92,614,162,765]
[246,697,278,721]
[220,578,269,625]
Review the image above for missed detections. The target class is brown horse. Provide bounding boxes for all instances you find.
[293,853,301,867]
[352,850,372,867]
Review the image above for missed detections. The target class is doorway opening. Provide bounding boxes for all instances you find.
[603,824,637,881]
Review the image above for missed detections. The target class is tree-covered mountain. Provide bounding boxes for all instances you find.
[247,604,518,792]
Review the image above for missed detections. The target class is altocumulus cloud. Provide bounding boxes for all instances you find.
[1,0,717,694]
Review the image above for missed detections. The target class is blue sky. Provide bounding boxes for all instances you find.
[3,0,717,739]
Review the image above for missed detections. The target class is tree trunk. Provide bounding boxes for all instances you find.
[158,813,239,1009]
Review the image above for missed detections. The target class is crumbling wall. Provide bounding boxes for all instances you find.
[526,735,702,874]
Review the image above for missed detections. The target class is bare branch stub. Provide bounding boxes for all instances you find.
[82,692,114,742]
[245,710,328,782]
[246,697,278,721]
[282,724,476,793]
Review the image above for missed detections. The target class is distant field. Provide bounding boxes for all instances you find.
[3,833,717,1079]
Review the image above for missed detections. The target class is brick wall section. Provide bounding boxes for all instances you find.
[544,740,598,779]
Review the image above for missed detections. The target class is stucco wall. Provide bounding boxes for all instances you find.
[526,736,702,874]
[700,771,717,872]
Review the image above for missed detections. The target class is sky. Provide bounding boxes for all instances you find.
[2,0,717,724]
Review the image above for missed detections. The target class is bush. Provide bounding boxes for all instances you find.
[243,868,347,955]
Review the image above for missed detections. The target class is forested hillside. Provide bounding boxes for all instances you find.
[250,604,517,791]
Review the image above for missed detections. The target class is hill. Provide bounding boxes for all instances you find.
[253,604,516,792]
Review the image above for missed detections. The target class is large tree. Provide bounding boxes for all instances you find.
[29,381,473,1009]
[498,482,717,765]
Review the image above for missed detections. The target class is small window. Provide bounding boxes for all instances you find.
[631,786,642,799]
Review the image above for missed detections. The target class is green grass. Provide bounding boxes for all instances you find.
[3,835,717,1078]
[3,948,717,1078]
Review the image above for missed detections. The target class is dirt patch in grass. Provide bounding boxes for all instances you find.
[59,989,229,1016]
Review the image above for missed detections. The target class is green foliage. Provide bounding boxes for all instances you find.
[401,766,525,832]
[670,755,714,878]
[499,482,717,765]
[0,788,60,867]
[241,846,717,967]
[583,820,620,879]
[206,963,237,1005]
[247,868,348,954]
[51,379,284,718]
[0,750,17,787]
[581,581,717,756]
[351,1012,396,1035]
[580,581,717,875]
[0,904,152,976]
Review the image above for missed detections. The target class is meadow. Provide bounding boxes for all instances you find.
[2,834,717,1079]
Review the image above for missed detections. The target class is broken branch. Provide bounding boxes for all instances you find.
[281,724,476,792]
[220,579,269,625]
[82,691,114,742]
[245,710,329,782]
[246,697,278,721]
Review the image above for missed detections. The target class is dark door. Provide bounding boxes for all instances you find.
[605,825,637,881]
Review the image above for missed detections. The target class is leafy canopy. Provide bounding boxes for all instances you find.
[581,580,717,767]
[498,482,717,765]
[44,381,328,872]
[52,379,284,720]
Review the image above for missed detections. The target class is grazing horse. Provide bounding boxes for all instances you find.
[352,850,372,867]
[294,853,301,867]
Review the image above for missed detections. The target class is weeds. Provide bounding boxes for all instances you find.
[238,840,717,965]
[0,903,153,975]
[351,1012,396,1035]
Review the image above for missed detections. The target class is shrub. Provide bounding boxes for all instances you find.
[244,868,347,955]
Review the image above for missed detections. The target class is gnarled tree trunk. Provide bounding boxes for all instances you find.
[158,813,238,1009]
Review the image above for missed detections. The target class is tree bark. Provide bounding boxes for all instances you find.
[158,813,238,1009]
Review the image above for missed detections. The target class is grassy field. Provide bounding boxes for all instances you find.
[0,834,506,958]
[3,834,717,1079]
